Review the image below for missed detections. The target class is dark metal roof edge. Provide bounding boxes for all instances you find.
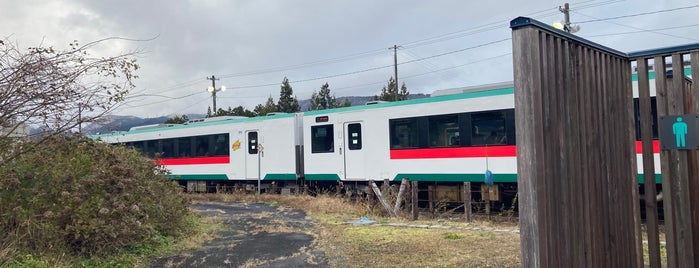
[628,43,699,59]
[510,16,627,58]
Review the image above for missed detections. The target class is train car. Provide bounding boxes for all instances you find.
[91,73,671,208]
[303,80,664,205]
[303,82,520,202]
[92,114,303,192]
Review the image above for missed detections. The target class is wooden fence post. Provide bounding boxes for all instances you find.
[394,178,409,215]
[464,182,472,222]
[427,184,435,212]
[370,180,397,217]
[411,181,418,220]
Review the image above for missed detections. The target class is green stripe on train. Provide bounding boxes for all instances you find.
[394,173,662,184]
[393,173,517,182]
[305,174,342,181]
[631,67,691,82]
[264,173,297,181]
[168,173,296,181]
[168,174,229,180]
[638,174,662,184]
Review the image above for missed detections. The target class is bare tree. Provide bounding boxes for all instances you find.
[0,37,139,165]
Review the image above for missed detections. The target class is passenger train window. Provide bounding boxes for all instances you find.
[428,114,459,147]
[194,135,212,157]
[347,123,362,150]
[213,134,229,156]
[389,118,419,149]
[471,111,507,146]
[161,138,175,158]
[178,137,192,157]
[311,124,334,153]
[248,132,258,154]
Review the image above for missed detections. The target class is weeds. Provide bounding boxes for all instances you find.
[442,233,463,240]
[0,135,195,265]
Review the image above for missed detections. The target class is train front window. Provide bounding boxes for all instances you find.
[428,114,459,147]
[390,118,419,149]
[311,124,334,153]
[471,111,507,146]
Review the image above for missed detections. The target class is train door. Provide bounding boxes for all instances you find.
[245,130,260,179]
[343,122,365,179]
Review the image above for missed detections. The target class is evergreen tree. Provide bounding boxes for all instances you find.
[398,82,410,101]
[378,77,409,101]
[309,82,340,110]
[277,77,300,113]
[206,106,213,118]
[231,105,255,117]
[254,96,278,116]
[164,114,189,124]
[341,98,352,107]
[215,108,226,117]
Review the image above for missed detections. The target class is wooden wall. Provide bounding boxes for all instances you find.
[511,17,640,267]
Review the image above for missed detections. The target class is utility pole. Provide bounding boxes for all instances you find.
[207,75,220,112]
[390,45,401,101]
[559,3,571,32]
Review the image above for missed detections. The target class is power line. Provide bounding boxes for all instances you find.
[227,38,511,90]
[121,1,626,103]
[399,0,614,49]
[573,4,699,24]
[584,23,699,38]
[217,48,386,79]
[210,1,619,81]
[573,10,699,42]
[125,91,204,101]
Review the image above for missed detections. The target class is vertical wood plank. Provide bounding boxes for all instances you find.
[671,53,694,268]
[513,25,544,268]
[638,58,662,268]
[654,56,677,268]
[690,51,699,266]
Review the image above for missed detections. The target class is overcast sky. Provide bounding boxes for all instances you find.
[2,0,698,117]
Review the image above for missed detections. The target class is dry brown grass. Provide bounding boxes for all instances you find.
[191,192,670,267]
[193,192,522,267]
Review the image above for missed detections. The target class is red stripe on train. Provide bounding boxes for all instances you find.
[390,146,517,159]
[635,140,660,154]
[391,140,660,160]
[158,156,230,165]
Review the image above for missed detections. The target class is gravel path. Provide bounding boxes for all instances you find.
[149,201,328,268]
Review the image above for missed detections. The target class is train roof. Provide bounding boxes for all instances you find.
[92,82,519,139]
[303,82,514,116]
[430,81,514,97]
[91,112,296,139]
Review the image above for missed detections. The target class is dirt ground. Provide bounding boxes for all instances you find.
[149,201,328,268]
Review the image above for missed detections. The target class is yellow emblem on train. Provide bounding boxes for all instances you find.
[232,140,241,151]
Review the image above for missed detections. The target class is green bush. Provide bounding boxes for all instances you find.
[0,135,193,262]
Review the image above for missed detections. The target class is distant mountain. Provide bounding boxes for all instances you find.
[85,94,430,134]
[83,114,204,135]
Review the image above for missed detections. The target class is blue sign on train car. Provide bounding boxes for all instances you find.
[660,114,699,150]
